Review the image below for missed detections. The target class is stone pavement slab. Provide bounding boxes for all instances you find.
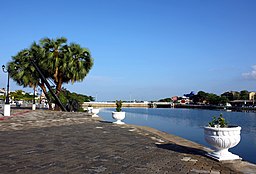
[0,110,255,174]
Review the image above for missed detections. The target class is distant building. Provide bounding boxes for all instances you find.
[184,91,195,98]
[171,96,178,102]
[181,96,191,104]
[249,92,256,101]
[230,100,254,107]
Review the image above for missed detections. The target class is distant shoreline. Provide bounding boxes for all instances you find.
[171,104,256,113]
[83,102,256,113]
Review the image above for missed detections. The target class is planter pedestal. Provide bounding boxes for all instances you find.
[112,112,125,124]
[113,120,125,124]
[206,149,241,161]
[204,126,241,161]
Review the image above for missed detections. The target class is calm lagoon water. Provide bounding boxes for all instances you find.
[99,108,256,164]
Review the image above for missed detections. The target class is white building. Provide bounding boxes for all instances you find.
[0,88,5,96]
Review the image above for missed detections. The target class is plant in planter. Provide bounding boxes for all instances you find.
[112,100,125,124]
[208,114,228,128]
[204,114,241,161]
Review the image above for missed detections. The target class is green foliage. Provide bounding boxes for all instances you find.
[191,91,207,103]
[116,100,122,112]
[192,90,250,106]
[48,88,93,112]
[206,93,219,105]
[240,90,249,100]
[8,43,46,89]
[208,114,228,128]
[158,98,172,102]
[40,37,94,89]
[221,92,233,101]
[219,96,228,105]
[9,91,34,101]
[221,91,249,101]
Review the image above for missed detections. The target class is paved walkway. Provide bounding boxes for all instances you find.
[0,110,255,174]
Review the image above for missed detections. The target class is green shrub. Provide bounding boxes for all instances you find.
[116,100,122,112]
[208,113,228,128]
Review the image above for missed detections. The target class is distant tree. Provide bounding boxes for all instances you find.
[0,95,4,100]
[23,92,34,102]
[89,96,95,102]
[233,91,240,100]
[219,96,229,105]
[8,90,35,102]
[206,93,220,105]
[191,91,228,105]
[221,91,240,101]
[158,98,172,102]
[240,90,249,100]
[197,91,208,103]
[190,95,200,104]
[10,91,23,101]
[221,92,233,101]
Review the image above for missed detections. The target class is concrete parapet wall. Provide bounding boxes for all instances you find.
[82,102,149,108]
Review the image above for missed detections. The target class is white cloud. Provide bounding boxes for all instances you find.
[242,65,256,79]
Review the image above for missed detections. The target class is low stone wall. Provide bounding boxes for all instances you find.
[82,102,148,109]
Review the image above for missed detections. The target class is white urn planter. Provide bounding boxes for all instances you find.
[112,111,125,124]
[204,126,241,161]
[87,107,93,113]
[91,108,100,117]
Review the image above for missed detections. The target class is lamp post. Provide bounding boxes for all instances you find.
[2,65,10,116]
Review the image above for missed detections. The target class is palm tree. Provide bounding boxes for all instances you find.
[62,43,93,83]
[8,42,53,108]
[8,37,93,111]
[8,48,38,88]
[40,37,67,86]
[40,37,93,96]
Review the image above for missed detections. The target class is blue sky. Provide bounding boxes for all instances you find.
[0,0,256,101]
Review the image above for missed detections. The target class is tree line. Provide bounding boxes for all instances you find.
[159,90,251,106]
[7,37,94,111]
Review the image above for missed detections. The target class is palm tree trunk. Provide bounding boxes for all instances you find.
[54,66,59,83]
[56,76,62,95]
[53,51,59,83]
[54,75,63,111]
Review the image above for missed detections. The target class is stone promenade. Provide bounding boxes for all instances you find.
[0,109,255,174]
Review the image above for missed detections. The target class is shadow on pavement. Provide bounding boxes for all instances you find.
[99,120,113,124]
[156,143,207,157]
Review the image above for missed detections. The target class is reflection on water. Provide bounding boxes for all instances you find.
[99,108,256,164]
